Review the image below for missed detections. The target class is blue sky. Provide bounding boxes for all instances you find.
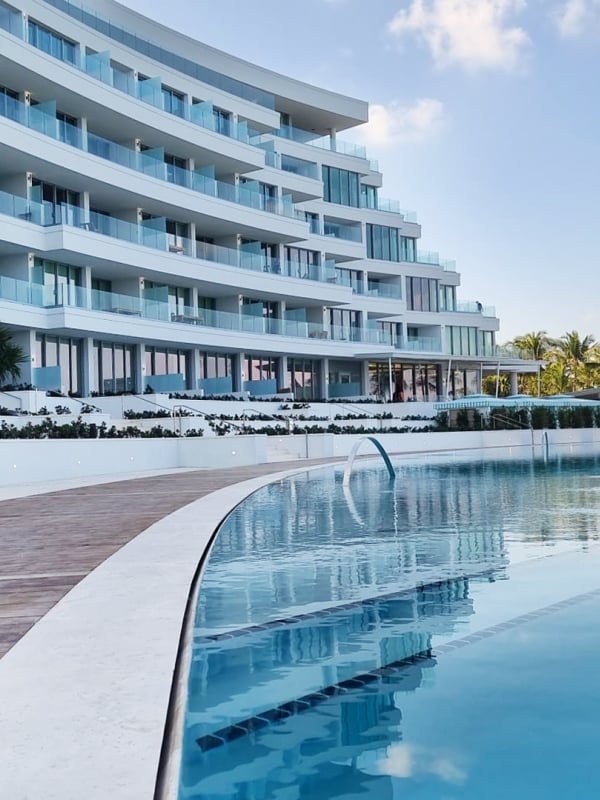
[119,0,600,342]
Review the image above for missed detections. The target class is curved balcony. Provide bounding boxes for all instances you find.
[0,273,392,350]
[0,96,296,218]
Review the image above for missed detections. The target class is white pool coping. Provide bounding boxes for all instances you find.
[0,462,329,800]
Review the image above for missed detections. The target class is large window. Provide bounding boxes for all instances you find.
[366,224,399,261]
[161,85,185,117]
[213,107,231,135]
[30,179,79,225]
[479,330,495,356]
[164,152,186,185]
[287,358,319,401]
[36,334,81,394]
[322,166,360,207]
[32,258,81,306]
[329,308,361,341]
[336,268,362,292]
[145,347,188,380]
[400,236,417,262]
[446,326,479,356]
[199,352,233,380]
[28,19,76,64]
[406,277,439,312]
[284,246,319,279]
[360,184,378,209]
[244,355,277,382]
[446,369,479,399]
[93,340,135,395]
[439,285,456,311]
[56,110,78,146]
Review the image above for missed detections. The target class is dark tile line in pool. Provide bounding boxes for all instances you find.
[195,650,436,753]
[196,567,494,643]
[433,586,600,656]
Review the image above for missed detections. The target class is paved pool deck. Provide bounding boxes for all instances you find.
[0,459,342,658]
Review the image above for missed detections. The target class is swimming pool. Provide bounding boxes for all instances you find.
[176,446,600,799]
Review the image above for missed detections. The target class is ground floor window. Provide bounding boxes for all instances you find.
[199,352,234,381]
[288,358,319,401]
[93,340,135,394]
[369,362,441,401]
[244,355,277,382]
[145,347,188,379]
[445,369,479,399]
[35,334,81,394]
[328,360,362,397]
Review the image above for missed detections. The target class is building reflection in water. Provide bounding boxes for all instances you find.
[179,452,600,798]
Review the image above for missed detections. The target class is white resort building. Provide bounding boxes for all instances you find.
[0,0,527,404]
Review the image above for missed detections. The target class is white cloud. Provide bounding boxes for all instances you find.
[553,0,600,36]
[387,0,530,72]
[355,98,445,147]
[368,743,468,785]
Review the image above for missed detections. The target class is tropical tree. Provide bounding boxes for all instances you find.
[512,330,550,361]
[0,327,26,386]
[482,373,511,397]
[540,361,570,396]
[545,331,600,392]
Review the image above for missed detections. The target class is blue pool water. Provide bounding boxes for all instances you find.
[177,447,600,799]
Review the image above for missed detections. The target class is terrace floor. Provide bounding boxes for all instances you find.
[0,459,342,658]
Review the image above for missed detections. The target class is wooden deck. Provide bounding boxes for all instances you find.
[0,460,338,658]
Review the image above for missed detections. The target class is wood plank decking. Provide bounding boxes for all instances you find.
[0,460,338,658]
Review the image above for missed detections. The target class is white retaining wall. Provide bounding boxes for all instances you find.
[1,428,599,487]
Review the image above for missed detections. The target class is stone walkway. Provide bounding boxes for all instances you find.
[0,459,341,658]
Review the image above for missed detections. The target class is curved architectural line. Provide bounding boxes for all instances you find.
[342,436,396,486]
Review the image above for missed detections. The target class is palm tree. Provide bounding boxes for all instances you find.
[512,330,550,361]
[0,327,26,386]
[546,331,600,392]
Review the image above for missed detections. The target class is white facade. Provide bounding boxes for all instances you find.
[0,0,515,403]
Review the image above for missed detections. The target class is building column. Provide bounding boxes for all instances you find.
[136,343,146,393]
[319,358,329,401]
[234,352,245,394]
[82,265,92,310]
[360,360,371,397]
[188,348,201,391]
[80,337,95,398]
[276,356,288,393]
[509,370,518,396]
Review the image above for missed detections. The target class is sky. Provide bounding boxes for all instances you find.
[118,0,600,343]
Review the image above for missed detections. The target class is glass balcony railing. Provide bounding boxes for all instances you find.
[322,220,363,242]
[0,95,297,219]
[274,125,368,160]
[41,0,275,108]
[494,344,522,358]
[363,282,402,300]
[416,250,457,271]
[329,324,364,343]
[397,337,443,353]
[364,327,392,345]
[454,301,496,316]
[0,190,352,293]
[279,154,320,180]
[359,195,418,222]
[0,270,402,348]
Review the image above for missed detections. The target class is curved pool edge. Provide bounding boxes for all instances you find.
[0,461,338,800]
